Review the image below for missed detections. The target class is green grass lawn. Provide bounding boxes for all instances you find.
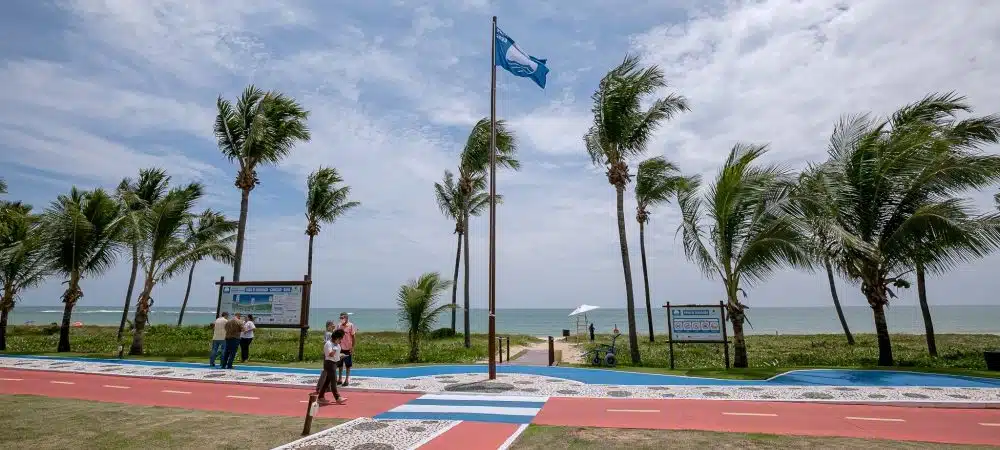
[511,425,989,449]
[1,324,539,365]
[0,395,342,450]
[573,333,1000,378]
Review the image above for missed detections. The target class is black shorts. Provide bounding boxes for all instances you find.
[338,350,353,368]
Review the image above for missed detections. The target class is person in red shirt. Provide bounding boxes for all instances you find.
[335,312,356,386]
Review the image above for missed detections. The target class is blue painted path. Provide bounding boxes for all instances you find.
[3,354,999,388]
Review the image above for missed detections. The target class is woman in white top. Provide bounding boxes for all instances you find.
[239,314,257,363]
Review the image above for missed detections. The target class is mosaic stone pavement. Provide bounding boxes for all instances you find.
[275,418,459,450]
[2,356,999,405]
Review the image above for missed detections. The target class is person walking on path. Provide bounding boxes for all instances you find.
[221,313,244,369]
[335,312,356,386]
[209,312,229,367]
[316,320,336,393]
[318,329,347,405]
[239,314,256,363]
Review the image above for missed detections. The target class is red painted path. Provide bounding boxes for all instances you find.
[2,368,1000,448]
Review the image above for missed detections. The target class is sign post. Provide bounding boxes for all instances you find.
[215,276,312,361]
[663,302,730,370]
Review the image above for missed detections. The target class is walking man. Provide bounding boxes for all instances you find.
[336,312,356,386]
[318,329,346,405]
[221,313,243,369]
[316,320,336,393]
[210,312,229,367]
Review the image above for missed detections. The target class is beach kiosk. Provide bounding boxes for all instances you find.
[569,304,599,339]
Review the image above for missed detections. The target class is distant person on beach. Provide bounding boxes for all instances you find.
[240,314,256,362]
[335,312,356,386]
[317,329,346,405]
[589,322,595,341]
[209,312,229,367]
[221,313,243,369]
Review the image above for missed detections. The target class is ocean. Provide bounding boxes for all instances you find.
[8,305,1000,336]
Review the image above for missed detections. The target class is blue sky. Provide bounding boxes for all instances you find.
[2,0,999,313]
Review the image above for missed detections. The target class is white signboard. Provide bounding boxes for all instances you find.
[220,284,303,326]
[669,305,725,342]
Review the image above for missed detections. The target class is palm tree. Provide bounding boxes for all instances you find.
[433,170,494,333]
[0,203,49,350]
[456,118,519,348]
[583,54,689,364]
[177,210,237,326]
[115,168,170,341]
[305,167,359,280]
[794,167,855,345]
[819,93,1000,365]
[634,156,694,343]
[678,144,811,368]
[215,85,311,281]
[396,272,453,362]
[129,183,204,355]
[0,178,6,194]
[41,188,124,352]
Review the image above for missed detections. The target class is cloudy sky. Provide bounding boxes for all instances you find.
[2,0,999,313]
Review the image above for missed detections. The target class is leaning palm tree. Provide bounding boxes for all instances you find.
[115,168,170,341]
[678,144,811,368]
[129,183,203,355]
[634,156,694,343]
[0,203,50,350]
[584,54,689,364]
[305,167,359,279]
[215,85,311,281]
[820,93,1000,365]
[396,272,453,362]
[41,188,124,352]
[433,170,495,333]
[456,118,519,348]
[177,210,237,326]
[794,167,855,345]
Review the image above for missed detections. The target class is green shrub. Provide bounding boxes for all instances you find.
[429,328,457,339]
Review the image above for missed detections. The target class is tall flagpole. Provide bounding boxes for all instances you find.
[487,15,498,381]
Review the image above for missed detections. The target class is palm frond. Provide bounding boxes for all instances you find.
[305,166,360,235]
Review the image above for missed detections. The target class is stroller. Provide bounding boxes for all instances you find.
[585,332,620,367]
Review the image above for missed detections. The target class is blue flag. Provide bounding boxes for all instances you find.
[495,27,549,89]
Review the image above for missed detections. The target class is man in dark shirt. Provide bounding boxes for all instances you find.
[221,313,244,369]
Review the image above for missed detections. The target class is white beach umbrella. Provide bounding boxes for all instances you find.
[569,304,599,316]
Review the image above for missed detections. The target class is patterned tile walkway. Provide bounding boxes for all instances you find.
[2,355,998,406]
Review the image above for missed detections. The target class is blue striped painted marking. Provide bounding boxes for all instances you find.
[374,394,549,424]
[375,411,535,424]
[407,399,545,409]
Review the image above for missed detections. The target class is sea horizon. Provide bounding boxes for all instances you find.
[9,304,1000,336]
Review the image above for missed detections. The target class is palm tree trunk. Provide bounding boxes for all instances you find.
[57,273,80,353]
[451,232,461,332]
[232,187,251,282]
[916,264,937,357]
[409,334,420,362]
[0,286,12,351]
[615,185,642,365]
[117,246,139,341]
[824,259,854,345]
[462,213,471,349]
[729,306,748,369]
[870,300,894,366]
[177,262,197,326]
[129,278,155,355]
[307,234,315,280]
[639,221,654,343]
[0,307,8,351]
